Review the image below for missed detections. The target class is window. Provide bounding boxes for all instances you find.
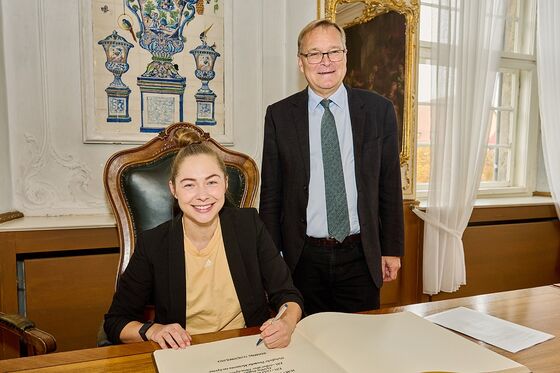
[416,0,538,197]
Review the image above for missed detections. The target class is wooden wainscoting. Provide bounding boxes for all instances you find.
[0,219,119,358]
[380,199,422,307]
[23,252,119,353]
[429,203,560,301]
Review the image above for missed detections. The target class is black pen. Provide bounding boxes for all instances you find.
[256,304,289,347]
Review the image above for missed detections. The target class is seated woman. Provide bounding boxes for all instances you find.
[104,129,303,349]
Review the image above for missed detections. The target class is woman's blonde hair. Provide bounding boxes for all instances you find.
[169,128,227,186]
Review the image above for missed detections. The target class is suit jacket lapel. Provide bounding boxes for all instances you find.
[347,86,366,177]
[168,214,187,327]
[292,88,310,181]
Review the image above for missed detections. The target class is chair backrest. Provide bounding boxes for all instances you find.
[0,313,56,357]
[104,122,259,280]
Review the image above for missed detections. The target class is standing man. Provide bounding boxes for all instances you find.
[259,19,404,314]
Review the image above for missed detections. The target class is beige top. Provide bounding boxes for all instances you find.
[184,220,245,335]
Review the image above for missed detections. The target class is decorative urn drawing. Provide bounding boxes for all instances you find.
[126,0,198,132]
[190,25,220,125]
[98,30,134,122]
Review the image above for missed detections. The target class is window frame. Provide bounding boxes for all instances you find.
[415,0,539,199]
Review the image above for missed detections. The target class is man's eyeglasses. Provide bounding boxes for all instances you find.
[299,49,346,64]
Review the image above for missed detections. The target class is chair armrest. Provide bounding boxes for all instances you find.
[0,313,57,356]
[0,313,35,331]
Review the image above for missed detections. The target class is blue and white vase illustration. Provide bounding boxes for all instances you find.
[98,31,134,122]
[190,24,220,125]
[125,0,198,132]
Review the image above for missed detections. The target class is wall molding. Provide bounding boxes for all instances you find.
[17,1,106,213]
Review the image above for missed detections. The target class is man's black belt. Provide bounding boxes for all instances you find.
[305,234,361,247]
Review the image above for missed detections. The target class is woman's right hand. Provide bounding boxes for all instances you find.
[147,323,192,349]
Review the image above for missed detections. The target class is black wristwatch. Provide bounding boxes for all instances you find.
[139,321,154,341]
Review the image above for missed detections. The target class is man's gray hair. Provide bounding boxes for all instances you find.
[297,19,347,54]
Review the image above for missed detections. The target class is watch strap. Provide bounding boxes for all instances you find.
[139,321,154,341]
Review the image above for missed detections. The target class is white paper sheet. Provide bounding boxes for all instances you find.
[425,306,555,353]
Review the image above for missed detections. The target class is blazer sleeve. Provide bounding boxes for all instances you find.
[103,236,154,344]
[259,105,284,253]
[378,100,404,257]
[252,210,304,312]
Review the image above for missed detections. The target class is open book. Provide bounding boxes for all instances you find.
[153,311,530,373]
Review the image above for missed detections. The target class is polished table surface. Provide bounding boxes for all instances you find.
[1,285,559,372]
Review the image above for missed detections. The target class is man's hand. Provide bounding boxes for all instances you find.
[381,256,401,282]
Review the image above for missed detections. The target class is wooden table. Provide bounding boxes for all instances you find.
[374,285,560,373]
[1,285,559,372]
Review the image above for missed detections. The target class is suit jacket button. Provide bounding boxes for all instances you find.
[300,218,305,223]
[303,185,308,191]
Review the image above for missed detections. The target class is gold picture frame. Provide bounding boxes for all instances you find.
[323,0,419,197]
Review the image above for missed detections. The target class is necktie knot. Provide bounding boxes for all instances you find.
[320,99,331,110]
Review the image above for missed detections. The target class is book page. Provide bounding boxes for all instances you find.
[153,330,347,373]
[153,311,530,373]
[296,312,529,373]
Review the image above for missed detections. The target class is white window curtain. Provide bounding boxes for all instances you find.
[536,0,560,218]
[414,0,506,295]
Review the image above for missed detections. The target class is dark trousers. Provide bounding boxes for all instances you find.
[293,236,380,315]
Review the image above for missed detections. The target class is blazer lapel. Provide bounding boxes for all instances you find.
[292,88,311,181]
[219,209,255,309]
[347,86,366,177]
[168,214,187,327]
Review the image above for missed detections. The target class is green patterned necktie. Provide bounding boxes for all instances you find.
[320,99,350,243]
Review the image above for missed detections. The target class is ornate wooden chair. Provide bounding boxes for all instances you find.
[104,122,259,278]
[99,122,259,345]
[0,312,56,357]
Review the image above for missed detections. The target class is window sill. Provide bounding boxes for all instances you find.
[0,214,116,232]
[416,195,554,209]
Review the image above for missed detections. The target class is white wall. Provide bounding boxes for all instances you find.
[260,0,314,162]
[0,0,317,216]
[0,3,13,213]
[1,1,549,216]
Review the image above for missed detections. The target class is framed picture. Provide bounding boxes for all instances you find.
[80,0,233,144]
[322,0,419,197]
